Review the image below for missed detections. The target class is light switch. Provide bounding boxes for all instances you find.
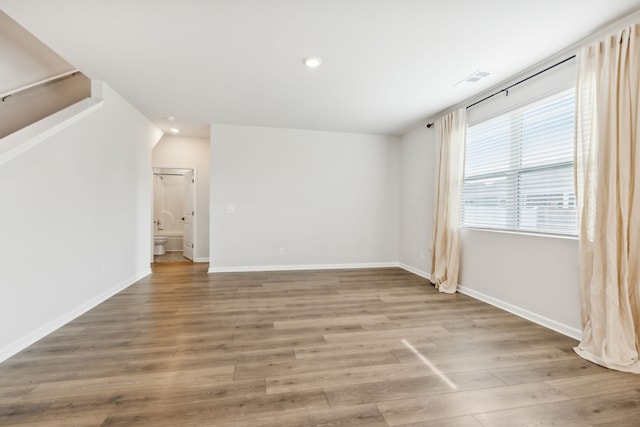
[226,205,235,214]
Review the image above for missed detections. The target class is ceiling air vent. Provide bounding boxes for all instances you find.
[456,70,491,86]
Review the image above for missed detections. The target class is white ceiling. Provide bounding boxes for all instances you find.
[2,0,640,136]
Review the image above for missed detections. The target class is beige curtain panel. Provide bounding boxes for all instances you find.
[574,24,640,373]
[430,108,467,294]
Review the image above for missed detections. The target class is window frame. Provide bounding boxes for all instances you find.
[461,88,578,237]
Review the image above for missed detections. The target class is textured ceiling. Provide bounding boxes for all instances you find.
[2,0,640,136]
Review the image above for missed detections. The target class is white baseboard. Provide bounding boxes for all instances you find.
[398,263,431,281]
[457,285,582,340]
[0,269,151,363]
[208,262,398,274]
[193,257,209,263]
[395,263,581,340]
[208,261,432,278]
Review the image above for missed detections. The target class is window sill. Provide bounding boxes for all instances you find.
[461,226,579,241]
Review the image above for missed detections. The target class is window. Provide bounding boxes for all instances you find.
[462,89,577,235]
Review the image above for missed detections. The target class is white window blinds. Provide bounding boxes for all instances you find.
[462,88,577,236]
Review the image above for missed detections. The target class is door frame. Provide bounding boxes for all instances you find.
[151,164,197,262]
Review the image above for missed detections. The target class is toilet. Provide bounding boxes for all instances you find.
[154,236,169,255]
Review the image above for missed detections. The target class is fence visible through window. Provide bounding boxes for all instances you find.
[462,88,577,236]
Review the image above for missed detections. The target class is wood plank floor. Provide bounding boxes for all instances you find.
[1,263,640,426]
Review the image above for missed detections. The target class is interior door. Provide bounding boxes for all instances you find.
[182,170,195,260]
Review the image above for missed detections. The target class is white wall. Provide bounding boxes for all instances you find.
[209,124,399,271]
[0,82,162,361]
[0,10,74,94]
[398,57,582,338]
[459,230,581,336]
[399,125,435,276]
[458,56,581,338]
[152,135,210,262]
[398,129,582,338]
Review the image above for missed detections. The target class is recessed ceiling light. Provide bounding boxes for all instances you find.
[166,115,175,122]
[303,57,322,68]
[169,127,180,133]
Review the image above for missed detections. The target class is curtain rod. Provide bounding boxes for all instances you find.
[426,54,576,128]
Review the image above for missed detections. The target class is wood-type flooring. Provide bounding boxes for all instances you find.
[1,263,639,426]
[153,251,190,263]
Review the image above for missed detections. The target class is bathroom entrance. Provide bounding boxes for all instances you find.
[152,167,196,263]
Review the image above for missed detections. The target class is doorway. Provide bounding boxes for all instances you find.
[152,167,196,263]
